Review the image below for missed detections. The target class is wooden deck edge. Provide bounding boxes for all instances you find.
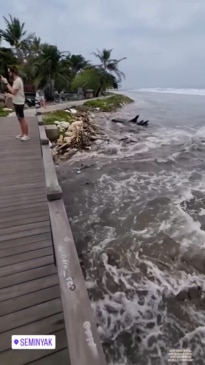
[37,115,106,364]
[48,199,107,365]
[37,116,62,201]
[41,144,62,201]
[39,125,49,145]
[37,115,44,125]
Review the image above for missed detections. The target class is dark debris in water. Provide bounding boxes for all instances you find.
[176,286,202,301]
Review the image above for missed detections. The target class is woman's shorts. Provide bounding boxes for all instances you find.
[13,104,24,119]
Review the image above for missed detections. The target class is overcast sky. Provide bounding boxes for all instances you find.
[0,0,205,89]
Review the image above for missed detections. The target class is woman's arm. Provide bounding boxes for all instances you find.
[1,76,19,95]
[5,83,19,95]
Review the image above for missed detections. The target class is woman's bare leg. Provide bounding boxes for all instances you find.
[19,118,29,136]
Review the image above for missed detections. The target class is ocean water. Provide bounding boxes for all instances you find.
[134,87,205,96]
[57,89,205,365]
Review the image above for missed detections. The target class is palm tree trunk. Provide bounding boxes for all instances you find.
[51,78,55,98]
[96,78,104,97]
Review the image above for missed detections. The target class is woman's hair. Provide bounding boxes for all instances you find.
[8,66,19,75]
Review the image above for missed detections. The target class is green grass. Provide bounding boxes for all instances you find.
[0,108,11,117]
[42,94,134,123]
[83,94,133,112]
[43,110,73,125]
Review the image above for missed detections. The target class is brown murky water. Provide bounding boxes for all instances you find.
[57,91,205,365]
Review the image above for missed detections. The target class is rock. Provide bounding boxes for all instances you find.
[57,135,64,144]
[65,131,73,137]
[71,120,83,128]
[60,121,70,129]
[64,136,71,144]
[45,125,59,142]
[69,121,83,132]
[3,107,13,111]
[55,121,70,129]
[69,108,77,114]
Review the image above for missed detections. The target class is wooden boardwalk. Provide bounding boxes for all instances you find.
[0,117,69,364]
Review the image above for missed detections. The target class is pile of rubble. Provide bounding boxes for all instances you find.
[50,108,103,160]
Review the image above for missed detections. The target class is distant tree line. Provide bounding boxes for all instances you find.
[0,14,126,98]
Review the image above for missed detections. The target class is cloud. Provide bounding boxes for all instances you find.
[0,0,205,88]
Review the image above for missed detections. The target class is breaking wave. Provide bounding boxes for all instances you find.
[133,88,205,96]
[59,91,205,364]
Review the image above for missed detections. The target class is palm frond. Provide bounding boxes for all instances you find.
[1,14,34,53]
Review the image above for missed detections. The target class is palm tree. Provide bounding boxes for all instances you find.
[32,44,71,97]
[67,54,89,77]
[0,47,17,73]
[28,36,42,57]
[92,48,126,95]
[0,14,34,59]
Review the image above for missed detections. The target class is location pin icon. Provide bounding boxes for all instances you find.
[14,339,19,345]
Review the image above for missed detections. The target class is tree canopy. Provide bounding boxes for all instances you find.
[0,14,126,97]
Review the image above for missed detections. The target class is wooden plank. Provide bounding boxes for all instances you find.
[0,191,46,203]
[0,202,49,215]
[1,173,43,180]
[39,125,49,145]
[42,144,62,201]
[0,247,53,268]
[0,255,54,277]
[0,285,60,316]
[0,195,46,206]
[0,196,47,209]
[29,349,69,365]
[0,156,40,161]
[0,213,49,229]
[0,228,51,243]
[0,264,56,289]
[0,222,50,243]
[0,312,65,352]
[0,329,67,365]
[49,199,107,365]
[0,179,45,188]
[0,221,50,236]
[0,298,62,333]
[0,232,51,250]
[0,273,58,302]
[0,209,49,223]
[0,117,70,364]
[0,240,51,258]
[0,169,43,176]
[0,170,42,176]
[0,161,43,169]
[0,184,45,194]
